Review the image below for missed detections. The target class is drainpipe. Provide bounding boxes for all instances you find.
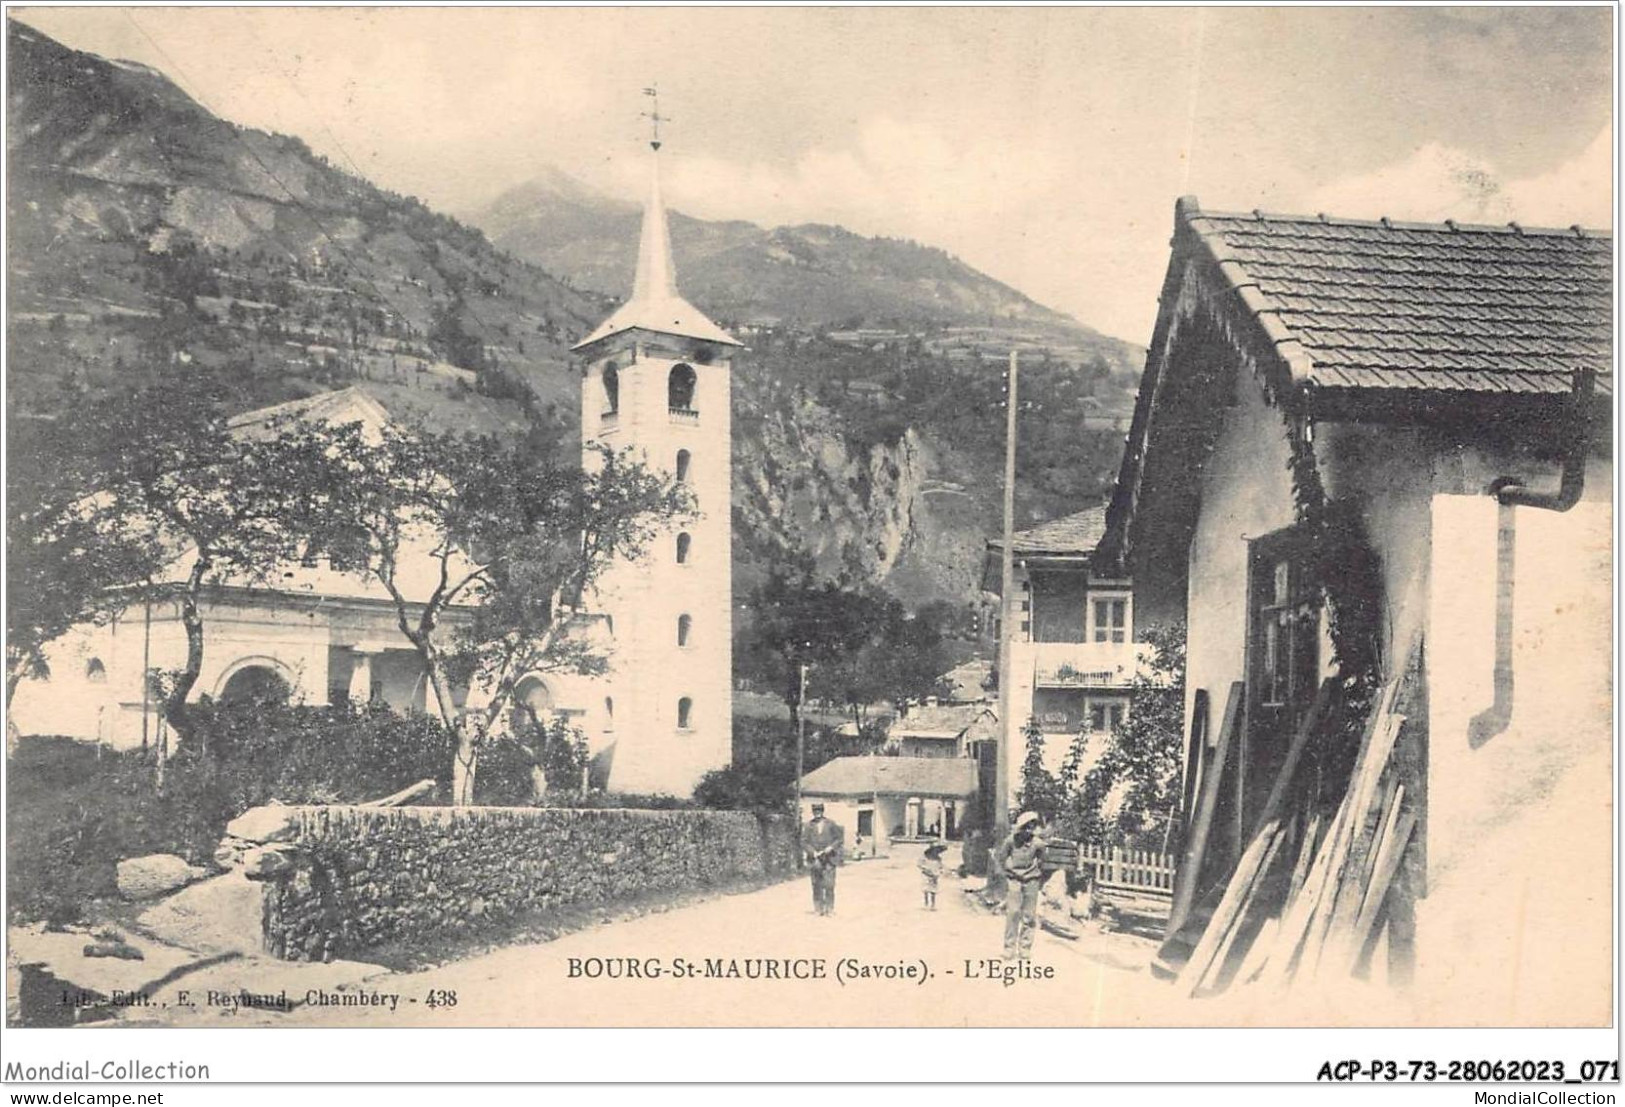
[1488,366,1595,512]
[1469,367,1595,749]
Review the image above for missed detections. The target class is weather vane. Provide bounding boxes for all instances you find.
[641,85,669,151]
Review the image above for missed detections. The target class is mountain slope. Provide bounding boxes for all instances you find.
[8,20,1142,619]
[470,169,1148,605]
[471,170,1136,363]
[6,18,604,428]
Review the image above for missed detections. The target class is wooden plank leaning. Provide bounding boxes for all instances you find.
[1168,681,1243,936]
[1177,819,1285,996]
[1254,668,1407,992]
[1257,793,1352,988]
[1250,678,1339,843]
[1300,693,1407,983]
[1315,780,1404,977]
[1232,916,1279,988]
[1179,679,1334,995]
[1179,689,1211,845]
[1285,812,1323,913]
[1197,827,1290,994]
[1294,705,1406,982]
[1344,811,1418,978]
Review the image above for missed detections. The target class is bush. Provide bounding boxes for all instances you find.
[474,716,588,805]
[535,791,695,811]
[694,760,794,812]
[183,698,454,813]
[471,736,538,806]
[692,715,848,813]
[6,702,456,924]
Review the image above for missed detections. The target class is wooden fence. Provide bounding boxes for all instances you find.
[1076,844,1177,893]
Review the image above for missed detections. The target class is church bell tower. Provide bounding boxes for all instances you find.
[571,104,738,795]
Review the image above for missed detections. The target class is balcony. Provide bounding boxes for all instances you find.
[668,406,700,426]
[1019,640,1147,689]
[599,409,619,430]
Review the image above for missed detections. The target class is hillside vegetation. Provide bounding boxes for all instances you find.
[8,18,1145,615]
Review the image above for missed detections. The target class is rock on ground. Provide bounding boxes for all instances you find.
[116,854,210,901]
[137,872,269,956]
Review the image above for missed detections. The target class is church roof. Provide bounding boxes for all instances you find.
[225,386,392,440]
[572,146,740,353]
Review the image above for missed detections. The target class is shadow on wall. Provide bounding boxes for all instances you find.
[1467,501,1515,749]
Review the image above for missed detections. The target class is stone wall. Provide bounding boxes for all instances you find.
[223,804,798,962]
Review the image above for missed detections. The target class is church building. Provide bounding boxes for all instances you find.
[10,124,737,801]
[567,129,739,796]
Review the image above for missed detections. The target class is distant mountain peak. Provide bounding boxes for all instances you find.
[479,165,634,222]
[469,171,1130,341]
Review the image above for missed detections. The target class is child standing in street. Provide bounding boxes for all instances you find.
[919,843,947,910]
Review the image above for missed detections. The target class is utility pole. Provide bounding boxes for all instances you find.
[991,349,1019,898]
[795,661,808,823]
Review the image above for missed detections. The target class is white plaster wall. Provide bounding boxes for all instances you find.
[1182,368,1298,759]
[9,622,122,745]
[1417,466,1611,1024]
[582,344,733,796]
[12,599,334,750]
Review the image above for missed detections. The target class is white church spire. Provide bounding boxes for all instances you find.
[572,90,739,352]
[630,139,679,305]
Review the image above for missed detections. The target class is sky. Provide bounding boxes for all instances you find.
[13,6,1615,343]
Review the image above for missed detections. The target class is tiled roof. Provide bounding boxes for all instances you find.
[989,505,1107,557]
[940,658,993,703]
[800,756,977,799]
[890,703,994,739]
[1188,207,1612,396]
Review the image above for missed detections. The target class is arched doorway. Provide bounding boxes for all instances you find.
[512,675,556,731]
[218,663,292,707]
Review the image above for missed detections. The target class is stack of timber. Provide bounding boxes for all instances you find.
[1040,838,1079,873]
[1152,682,1246,978]
[1163,648,1422,997]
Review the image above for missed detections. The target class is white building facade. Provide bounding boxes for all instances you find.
[8,388,467,751]
[983,506,1152,802]
[15,146,739,800]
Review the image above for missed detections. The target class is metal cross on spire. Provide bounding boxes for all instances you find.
[641,85,670,151]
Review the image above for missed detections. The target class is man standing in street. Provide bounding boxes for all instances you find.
[803,802,844,916]
[999,810,1046,960]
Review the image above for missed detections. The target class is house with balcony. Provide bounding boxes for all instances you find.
[982,505,1151,799]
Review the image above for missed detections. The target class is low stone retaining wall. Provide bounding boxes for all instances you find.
[221,805,798,962]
